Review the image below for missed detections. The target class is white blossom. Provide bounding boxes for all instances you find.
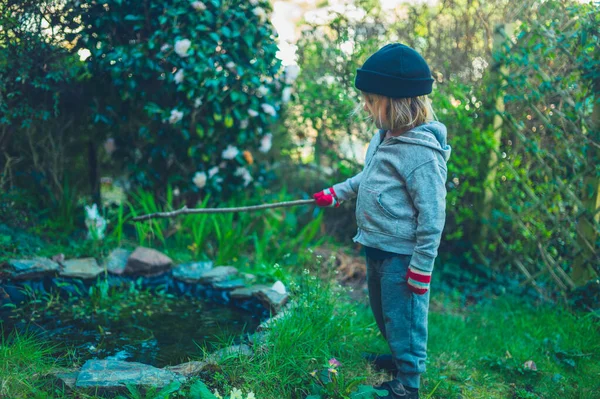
[259,133,273,153]
[103,138,116,154]
[193,171,207,189]
[208,166,219,178]
[235,167,253,186]
[85,204,108,240]
[249,0,259,5]
[225,61,236,71]
[282,87,292,103]
[257,85,268,96]
[222,145,240,160]
[173,187,180,196]
[174,39,191,58]
[191,1,206,10]
[160,43,171,52]
[169,109,183,124]
[272,281,286,294]
[248,109,259,118]
[252,7,267,23]
[284,64,300,84]
[174,68,185,84]
[194,98,203,108]
[261,103,276,117]
[240,119,249,129]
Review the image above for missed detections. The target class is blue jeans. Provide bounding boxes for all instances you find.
[366,255,430,389]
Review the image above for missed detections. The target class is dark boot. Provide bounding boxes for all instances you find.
[362,353,398,374]
[373,380,419,399]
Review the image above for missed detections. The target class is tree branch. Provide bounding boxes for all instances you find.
[132,199,316,222]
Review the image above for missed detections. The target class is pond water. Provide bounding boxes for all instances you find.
[1,295,261,367]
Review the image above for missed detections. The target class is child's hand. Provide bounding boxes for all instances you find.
[313,187,340,208]
[406,266,431,295]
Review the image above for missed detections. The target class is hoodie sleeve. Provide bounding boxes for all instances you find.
[332,171,363,201]
[405,159,448,273]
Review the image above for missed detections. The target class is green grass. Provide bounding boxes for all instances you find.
[1,284,599,399]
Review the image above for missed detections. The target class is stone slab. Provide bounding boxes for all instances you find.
[164,360,215,377]
[212,279,246,290]
[172,261,213,283]
[124,247,173,276]
[199,266,238,283]
[60,258,103,279]
[3,258,60,280]
[229,284,271,300]
[104,248,131,275]
[256,288,289,314]
[75,360,186,392]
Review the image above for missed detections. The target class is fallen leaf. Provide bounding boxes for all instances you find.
[523,360,537,371]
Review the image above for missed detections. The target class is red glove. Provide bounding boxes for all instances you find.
[406,266,431,295]
[313,187,340,208]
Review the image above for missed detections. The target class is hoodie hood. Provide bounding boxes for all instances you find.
[391,121,451,161]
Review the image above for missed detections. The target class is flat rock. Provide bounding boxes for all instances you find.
[208,344,253,361]
[75,360,185,392]
[256,288,289,313]
[55,371,79,390]
[164,360,214,377]
[172,261,214,283]
[104,248,131,275]
[212,279,246,290]
[60,258,103,279]
[124,247,173,276]
[3,258,60,280]
[229,284,270,300]
[199,266,238,283]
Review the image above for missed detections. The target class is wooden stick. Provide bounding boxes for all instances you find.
[131,199,316,222]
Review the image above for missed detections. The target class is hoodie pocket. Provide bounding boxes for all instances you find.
[356,186,399,236]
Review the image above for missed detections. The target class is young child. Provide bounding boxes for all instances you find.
[313,43,451,399]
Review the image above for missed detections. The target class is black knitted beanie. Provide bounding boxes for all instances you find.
[355,43,434,98]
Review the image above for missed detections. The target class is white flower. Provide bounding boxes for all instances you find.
[174,68,185,84]
[222,145,240,160]
[261,103,276,117]
[191,1,206,10]
[174,39,191,57]
[173,187,180,196]
[193,171,207,189]
[240,119,249,129]
[208,166,219,178]
[252,7,267,23]
[213,390,223,399]
[248,109,259,118]
[284,64,300,84]
[160,43,171,52]
[272,281,286,295]
[282,87,292,103]
[169,109,183,124]
[235,167,253,186]
[103,138,116,154]
[226,61,236,71]
[259,133,272,153]
[257,85,268,96]
[230,388,243,399]
[194,98,203,108]
[249,0,259,5]
[85,204,108,240]
[246,392,256,399]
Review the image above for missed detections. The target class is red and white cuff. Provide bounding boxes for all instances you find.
[406,266,431,295]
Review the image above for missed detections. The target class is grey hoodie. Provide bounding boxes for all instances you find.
[333,121,451,272]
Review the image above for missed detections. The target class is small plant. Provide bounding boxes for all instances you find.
[306,358,386,399]
[85,204,108,241]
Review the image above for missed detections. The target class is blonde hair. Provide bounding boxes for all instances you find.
[360,92,435,131]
